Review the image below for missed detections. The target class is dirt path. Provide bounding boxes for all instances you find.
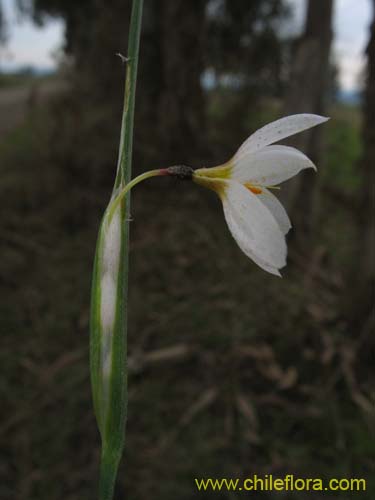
[0,77,67,139]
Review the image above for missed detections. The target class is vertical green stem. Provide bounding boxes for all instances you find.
[92,1,144,499]
[114,0,144,191]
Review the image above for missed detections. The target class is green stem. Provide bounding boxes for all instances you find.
[97,1,144,499]
[99,449,122,500]
[107,169,166,223]
[114,0,144,191]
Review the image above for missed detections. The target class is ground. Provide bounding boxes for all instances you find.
[0,75,373,499]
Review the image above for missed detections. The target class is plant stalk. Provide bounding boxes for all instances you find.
[107,169,167,223]
[90,1,144,499]
[114,0,144,191]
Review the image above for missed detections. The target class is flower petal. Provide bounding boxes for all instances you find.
[232,144,316,186]
[237,114,329,155]
[257,188,291,235]
[245,252,282,277]
[221,181,287,273]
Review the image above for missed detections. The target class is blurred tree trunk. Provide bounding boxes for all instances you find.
[283,0,333,250]
[350,3,375,326]
[80,0,207,170]
[32,0,207,180]
[155,0,207,165]
[0,1,6,46]
[87,0,131,101]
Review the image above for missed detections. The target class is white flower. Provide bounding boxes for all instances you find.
[193,114,329,276]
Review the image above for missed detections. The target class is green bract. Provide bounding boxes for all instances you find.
[89,1,143,499]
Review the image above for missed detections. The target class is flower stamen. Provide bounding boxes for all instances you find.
[244,183,263,195]
[243,182,281,195]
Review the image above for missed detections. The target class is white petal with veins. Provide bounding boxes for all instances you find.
[221,181,287,273]
[236,114,329,155]
[232,144,316,186]
[245,251,282,277]
[257,188,291,235]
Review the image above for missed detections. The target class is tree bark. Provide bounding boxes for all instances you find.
[283,0,333,250]
[83,0,207,170]
[0,1,6,46]
[155,0,207,165]
[351,2,375,324]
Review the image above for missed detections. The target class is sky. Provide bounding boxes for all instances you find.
[0,0,373,91]
[288,0,372,91]
[1,0,63,70]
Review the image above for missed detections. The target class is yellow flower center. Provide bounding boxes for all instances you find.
[193,160,280,198]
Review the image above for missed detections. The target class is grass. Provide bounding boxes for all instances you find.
[324,104,363,195]
[0,89,373,499]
